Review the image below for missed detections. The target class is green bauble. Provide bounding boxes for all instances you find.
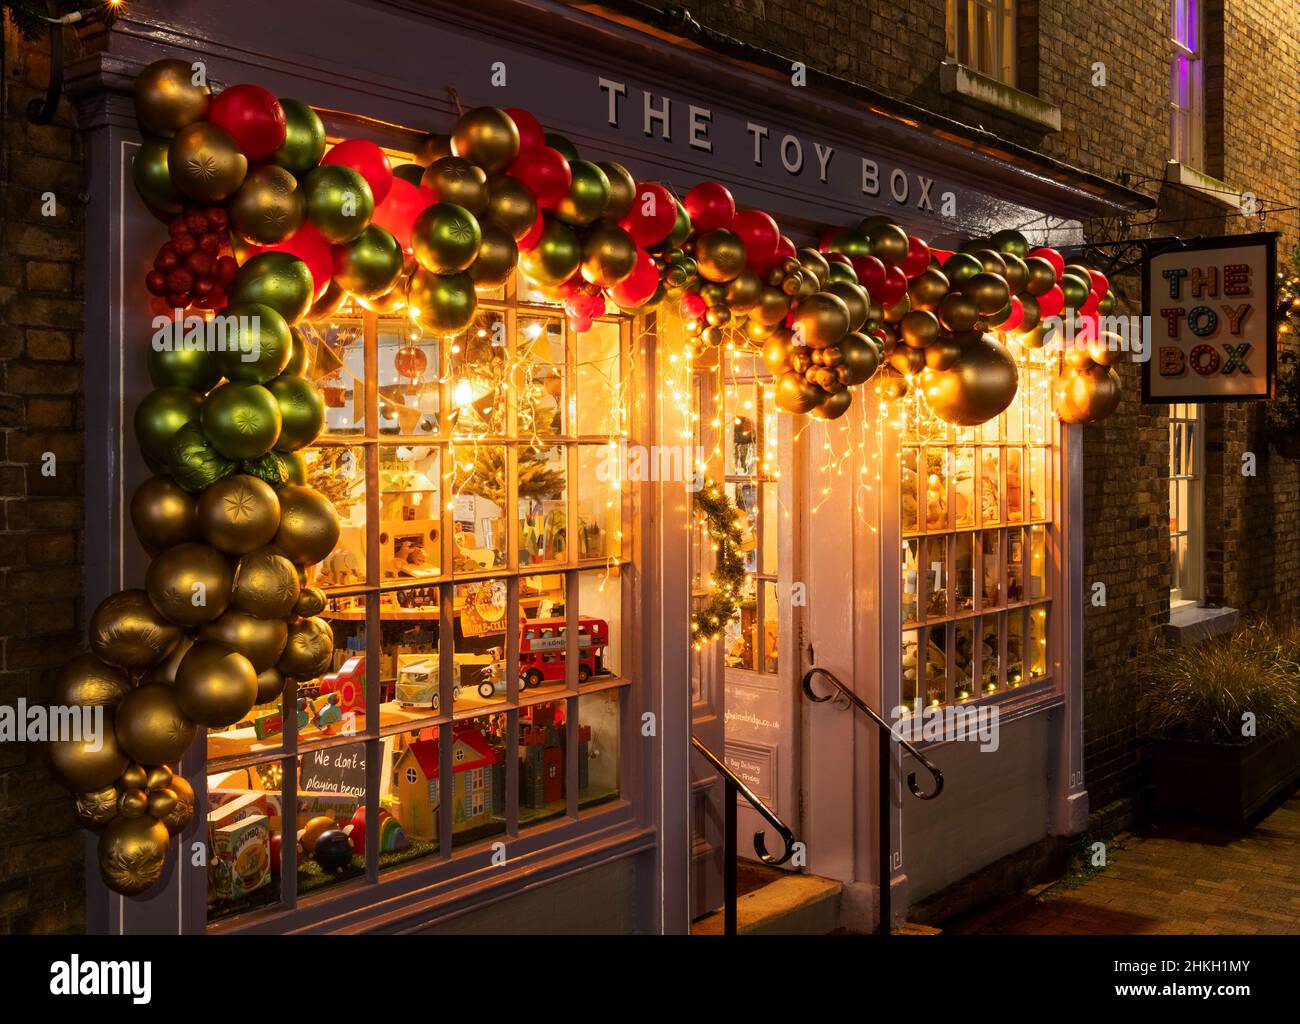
[990,229,1029,257]
[211,302,293,384]
[267,375,326,451]
[283,326,309,377]
[333,225,404,298]
[201,382,282,460]
[597,161,636,222]
[943,252,983,284]
[555,160,610,225]
[1059,274,1091,309]
[241,449,292,486]
[230,252,314,325]
[135,387,202,464]
[133,137,183,214]
[167,422,237,493]
[517,215,581,287]
[392,163,425,187]
[147,341,220,393]
[544,133,579,161]
[270,98,326,176]
[407,269,477,336]
[664,201,692,249]
[411,203,482,275]
[303,164,374,243]
[282,451,308,485]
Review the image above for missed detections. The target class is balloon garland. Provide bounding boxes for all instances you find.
[691,483,749,647]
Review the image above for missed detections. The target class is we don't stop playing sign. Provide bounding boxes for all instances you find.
[1142,233,1278,403]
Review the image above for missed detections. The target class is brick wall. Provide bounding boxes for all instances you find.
[0,16,87,934]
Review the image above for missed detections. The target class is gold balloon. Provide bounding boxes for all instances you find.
[825,280,869,332]
[75,786,120,828]
[761,332,794,376]
[838,332,881,385]
[900,310,941,349]
[725,269,763,315]
[98,815,170,896]
[882,293,911,323]
[147,788,178,822]
[925,334,1019,426]
[254,666,286,705]
[908,268,950,311]
[876,366,910,401]
[485,174,538,241]
[888,346,925,376]
[145,765,174,790]
[792,292,851,350]
[48,710,129,792]
[293,586,327,617]
[196,474,282,555]
[1055,363,1122,423]
[451,107,521,174]
[1024,256,1057,296]
[468,223,519,293]
[580,223,638,288]
[597,161,636,222]
[161,775,195,833]
[938,292,980,333]
[119,788,149,819]
[924,337,964,372]
[133,59,212,137]
[201,610,289,673]
[229,165,306,245]
[695,229,747,283]
[90,589,183,670]
[50,653,131,709]
[810,388,852,420]
[414,133,452,167]
[751,287,792,327]
[1086,331,1126,367]
[131,476,198,555]
[143,635,193,688]
[114,683,197,765]
[775,371,824,415]
[168,122,248,202]
[797,248,832,288]
[1001,253,1029,294]
[961,272,1011,316]
[231,546,301,619]
[277,616,335,680]
[867,222,909,264]
[145,542,233,626]
[422,157,489,214]
[174,641,259,727]
[272,485,341,565]
[118,763,149,792]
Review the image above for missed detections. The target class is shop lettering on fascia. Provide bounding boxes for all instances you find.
[1142,232,1278,403]
[595,77,958,218]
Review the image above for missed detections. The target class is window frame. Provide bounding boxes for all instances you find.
[1169,0,1206,168]
[1168,402,1205,607]
[946,0,1019,87]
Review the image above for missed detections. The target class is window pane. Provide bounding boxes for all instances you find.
[982,531,1001,606]
[954,447,975,527]
[926,535,949,618]
[1007,528,1024,603]
[580,689,621,809]
[926,626,947,706]
[982,616,1001,692]
[520,700,568,829]
[378,318,439,436]
[902,629,920,707]
[517,313,566,438]
[517,444,568,567]
[955,532,975,611]
[451,443,507,570]
[450,310,508,437]
[901,447,921,534]
[307,318,366,436]
[954,619,975,701]
[380,444,441,579]
[902,538,920,625]
[1029,604,1048,680]
[726,381,759,477]
[575,319,622,436]
[382,732,441,869]
[450,715,508,848]
[579,567,622,680]
[382,585,441,731]
[577,443,621,560]
[761,481,779,575]
[295,745,366,895]
[761,579,779,673]
[1007,610,1024,686]
[454,579,510,712]
[925,447,949,531]
[303,444,366,588]
[520,573,569,693]
[205,760,283,921]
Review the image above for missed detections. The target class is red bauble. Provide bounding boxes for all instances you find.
[731,210,780,268]
[682,182,736,234]
[852,254,887,295]
[262,223,333,299]
[1088,269,1110,299]
[505,146,572,210]
[876,265,908,307]
[323,138,394,205]
[209,84,286,160]
[1001,295,1025,332]
[1028,246,1065,277]
[900,235,931,279]
[1081,290,1101,317]
[608,248,659,307]
[619,182,677,248]
[817,226,840,252]
[371,177,432,251]
[1038,284,1065,319]
[517,210,545,252]
[931,248,954,265]
[504,107,545,150]
[679,291,708,319]
[394,345,428,380]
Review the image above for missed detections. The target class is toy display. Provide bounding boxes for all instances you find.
[390,725,501,840]
[517,616,609,688]
[320,657,365,715]
[209,813,271,902]
[312,829,354,872]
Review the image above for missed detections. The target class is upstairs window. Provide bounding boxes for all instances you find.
[946,0,1018,86]
[1170,0,1205,167]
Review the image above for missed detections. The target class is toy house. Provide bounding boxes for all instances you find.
[519,705,591,810]
[390,726,500,841]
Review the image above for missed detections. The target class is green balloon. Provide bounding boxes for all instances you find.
[544,133,579,161]
[943,252,983,284]
[827,260,859,285]
[958,238,989,255]
[230,252,314,324]
[135,387,202,463]
[302,164,374,243]
[1098,291,1117,316]
[555,161,610,225]
[270,99,326,176]
[201,381,282,460]
[167,422,237,493]
[825,229,871,259]
[148,339,220,393]
[268,375,326,451]
[407,269,477,335]
[241,450,291,487]
[211,302,292,384]
[518,215,581,287]
[283,326,309,377]
[664,201,692,249]
[282,451,308,486]
[411,202,482,274]
[1060,274,1091,308]
[333,225,405,298]
[133,137,183,214]
[990,229,1029,257]
[392,163,425,187]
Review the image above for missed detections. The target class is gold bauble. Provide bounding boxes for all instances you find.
[938,292,980,333]
[49,653,131,709]
[908,268,950,311]
[809,388,852,420]
[145,542,233,627]
[195,474,282,556]
[173,641,259,728]
[118,764,149,792]
[131,476,198,555]
[231,546,301,619]
[119,789,149,819]
[229,165,306,245]
[888,346,926,376]
[694,229,747,283]
[145,765,174,790]
[144,635,193,687]
[200,610,289,673]
[450,107,520,175]
[161,775,195,833]
[414,133,452,167]
[90,589,183,670]
[900,310,941,350]
[293,586,327,617]
[1055,363,1122,424]
[277,616,335,680]
[97,815,171,896]
[147,788,178,821]
[774,371,825,415]
[925,334,1019,426]
[48,710,129,792]
[797,248,831,288]
[761,332,794,376]
[254,666,286,705]
[882,293,911,323]
[960,272,1011,316]
[725,269,764,315]
[272,485,341,566]
[924,337,964,372]
[114,682,197,765]
[1086,331,1126,367]
[133,59,212,137]
[877,366,910,401]
[838,332,881,385]
[825,280,869,332]
[485,174,538,242]
[75,786,120,828]
[792,292,851,350]
[422,157,489,214]
[751,287,792,327]
[168,122,248,202]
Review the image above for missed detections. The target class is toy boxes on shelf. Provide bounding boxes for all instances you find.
[207,792,272,903]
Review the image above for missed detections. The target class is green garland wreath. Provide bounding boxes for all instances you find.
[691,482,749,646]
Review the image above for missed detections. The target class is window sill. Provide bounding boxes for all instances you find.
[938,61,1062,133]
[1164,161,1241,210]
[1164,604,1239,646]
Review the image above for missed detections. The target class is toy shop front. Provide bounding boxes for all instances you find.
[64,0,1146,933]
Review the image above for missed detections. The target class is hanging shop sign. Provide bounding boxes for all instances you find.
[1142,233,1277,403]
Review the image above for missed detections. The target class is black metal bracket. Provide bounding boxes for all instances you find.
[1059,235,1195,278]
[26,2,122,125]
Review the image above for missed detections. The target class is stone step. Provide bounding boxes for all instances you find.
[693,873,843,935]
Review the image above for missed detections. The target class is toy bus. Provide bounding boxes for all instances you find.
[475,616,610,696]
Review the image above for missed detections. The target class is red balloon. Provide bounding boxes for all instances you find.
[1029,247,1065,277]
[371,177,432,251]
[608,248,659,307]
[517,210,545,251]
[852,255,887,297]
[263,223,332,299]
[619,182,677,247]
[323,139,393,204]
[504,108,545,150]
[876,265,908,307]
[930,248,954,266]
[1038,284,1065,319]
[209,84,286,161]
[679,291,708,319]
[824,252,852,267]
[753,234,796,276]
[683,182,735,234]
[817,227,840,252]
[900,235,931,279]
[1088,269,1110,299]
[1081,290,1101,317]
[1001,295,1024,332]
[731,210,780,268]
[506,146,572,211]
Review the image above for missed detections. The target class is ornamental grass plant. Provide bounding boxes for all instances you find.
[1139,619,1300,745]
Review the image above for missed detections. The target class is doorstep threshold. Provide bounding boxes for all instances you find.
[693,873,843,935]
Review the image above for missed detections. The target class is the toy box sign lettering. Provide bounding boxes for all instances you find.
[301,742,366,799]
[1143,234,1277,403]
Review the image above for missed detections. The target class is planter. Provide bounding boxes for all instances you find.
[1270,429,1300,460]
[1150,728,1300,830]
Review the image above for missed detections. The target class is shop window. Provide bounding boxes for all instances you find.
[946,0,1017,86]
[1168,402,1204,606]
[203,272,636,924]
[1169,0,1205,168]
[898,345,1055,709]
